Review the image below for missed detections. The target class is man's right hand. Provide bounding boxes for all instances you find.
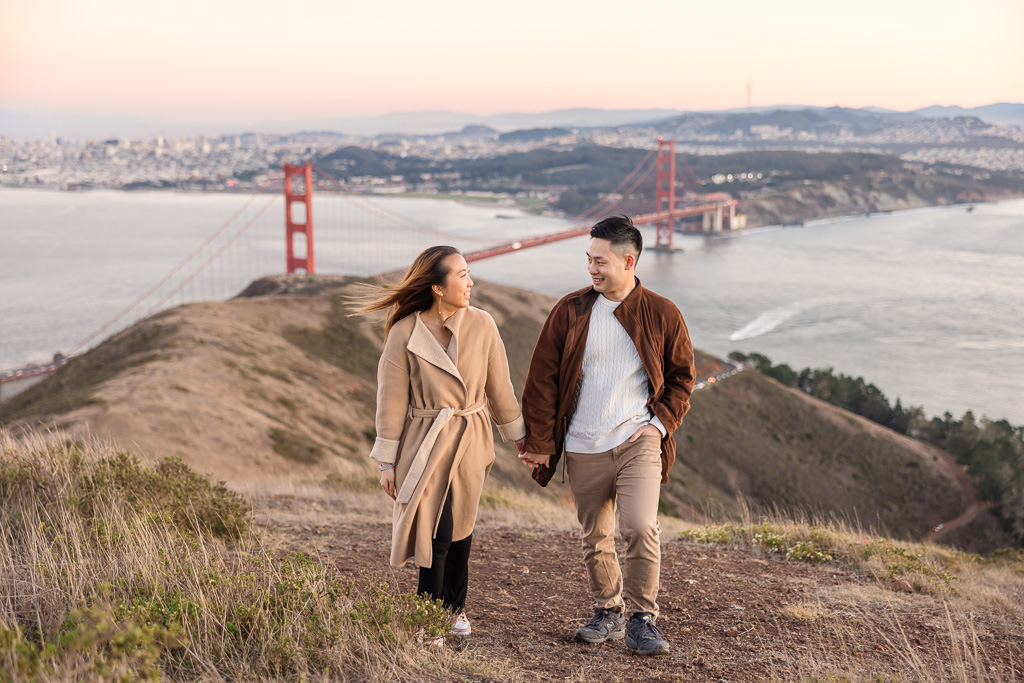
[518,451,551,469]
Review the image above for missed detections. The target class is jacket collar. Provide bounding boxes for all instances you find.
[570,277,644,316]
[406,308,465,384]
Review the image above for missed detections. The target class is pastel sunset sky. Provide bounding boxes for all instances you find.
[2,0,1022,123]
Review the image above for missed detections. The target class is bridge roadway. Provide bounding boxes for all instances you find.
[0,364,65,402]
[465,197,739,262]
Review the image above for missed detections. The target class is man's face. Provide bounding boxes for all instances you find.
[587,238,634,296]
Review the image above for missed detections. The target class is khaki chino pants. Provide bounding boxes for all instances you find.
[565,434,662,617]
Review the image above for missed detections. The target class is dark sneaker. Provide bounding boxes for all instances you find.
[625,612,670,656]
[574,608,626,643]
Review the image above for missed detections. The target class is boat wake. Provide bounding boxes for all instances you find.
[729,303,807,341]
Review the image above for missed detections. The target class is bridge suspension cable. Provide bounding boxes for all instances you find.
[139,195,278,319]
[674,153,706,195]
[463,151,659,262]
[310,164,493,244]
[571,149,657,224]
[67,176,281,356]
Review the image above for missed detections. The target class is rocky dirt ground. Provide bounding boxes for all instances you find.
[258,494,1023,682]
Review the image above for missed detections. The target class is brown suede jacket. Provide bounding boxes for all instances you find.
[522,278,695,486]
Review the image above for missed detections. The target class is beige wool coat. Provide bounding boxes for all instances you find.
[368,306,525,568]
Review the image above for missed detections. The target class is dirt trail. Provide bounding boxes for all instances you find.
[926,447,989,542]
[259,496,1021,682]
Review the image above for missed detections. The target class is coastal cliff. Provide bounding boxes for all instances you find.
[738,172,1023,227]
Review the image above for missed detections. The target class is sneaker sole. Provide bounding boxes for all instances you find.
[625,635,670,656]
[451,626,471,636]
[574,628,626,644]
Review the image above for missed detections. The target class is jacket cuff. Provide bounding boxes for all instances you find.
[369,437,400,464]
[524,437,557,455]
[496,415,527,443]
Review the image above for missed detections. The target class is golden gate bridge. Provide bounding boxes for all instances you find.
[1,139,742,388]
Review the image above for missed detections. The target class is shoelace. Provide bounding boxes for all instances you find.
[586,610,618,630]
[634,617,665,640]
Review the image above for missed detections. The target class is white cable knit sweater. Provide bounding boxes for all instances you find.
[565,294,666,454]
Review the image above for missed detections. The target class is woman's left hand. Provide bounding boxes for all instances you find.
[380,468,397,500]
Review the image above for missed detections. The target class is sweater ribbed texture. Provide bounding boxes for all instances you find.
[566,295,661,454]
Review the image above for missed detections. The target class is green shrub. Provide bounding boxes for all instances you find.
[861,539,959,592]
[0,445,248,542]
[751,522,788,554]
[88,452,250,540]
[349,578,451,648]
[681,524,735,544]
[0,592,179,681]
[683,522,833,564]
[786,541,833,563]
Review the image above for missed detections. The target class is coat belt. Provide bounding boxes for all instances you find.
[395,399,488,504]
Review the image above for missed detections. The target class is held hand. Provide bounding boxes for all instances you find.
[380,468,396,500]
[628,423,662,443]
[515,438,527,456]
[518,451,551,469]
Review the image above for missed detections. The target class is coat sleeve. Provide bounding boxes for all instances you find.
[368,333,410,465]
[521,300,568,455]
[651,308,695,434]
[484,315,526,443]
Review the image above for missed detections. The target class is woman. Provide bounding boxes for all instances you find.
[355,246,526,641]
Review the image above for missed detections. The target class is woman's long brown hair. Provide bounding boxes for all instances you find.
[350,246,461,335]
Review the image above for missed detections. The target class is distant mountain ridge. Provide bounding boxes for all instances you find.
[276,108,688,136]
[913,103,1024,126]
[0,108,685,141]
[4,102,1022,141]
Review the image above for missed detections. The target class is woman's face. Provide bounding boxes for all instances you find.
[436,253,473,310]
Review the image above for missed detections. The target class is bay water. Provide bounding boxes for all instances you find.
[1,188,1021,424]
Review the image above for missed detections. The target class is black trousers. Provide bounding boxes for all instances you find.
[416,492,472,613]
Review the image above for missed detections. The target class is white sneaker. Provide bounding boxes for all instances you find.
[451,613,471,636]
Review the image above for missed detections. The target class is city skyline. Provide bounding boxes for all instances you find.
[3,0,1023,129]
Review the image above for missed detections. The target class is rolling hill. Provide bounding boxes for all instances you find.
[0,275,1001,548]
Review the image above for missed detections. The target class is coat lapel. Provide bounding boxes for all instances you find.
[407,310,465,385]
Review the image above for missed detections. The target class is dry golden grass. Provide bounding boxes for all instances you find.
[761,600,1020,683]
[680,504,1024,683]
[3,423,1021,682]
[780,602,826,623]
[0,427,514,682]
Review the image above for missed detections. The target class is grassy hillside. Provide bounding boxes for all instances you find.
[671,370,964,540]
[4,428,1023,682]
[0,430,467,681]
[0,275,987,547]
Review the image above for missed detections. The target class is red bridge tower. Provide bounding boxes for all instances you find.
[284,162,315,274]
[654,138,676,250]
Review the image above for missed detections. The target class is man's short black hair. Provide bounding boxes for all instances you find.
[590,215,642,262]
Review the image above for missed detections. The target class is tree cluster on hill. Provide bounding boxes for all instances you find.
[317,146,398,178]
[497,128,572,143]
[730,351,1024,546]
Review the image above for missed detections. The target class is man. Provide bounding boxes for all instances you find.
[519,215,694,656]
